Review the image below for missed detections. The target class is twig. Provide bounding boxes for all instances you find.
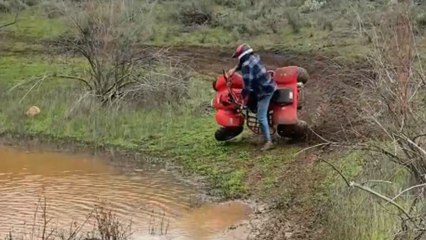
[321,159,351,187]
[361,180,393,185]
[57,75,93,90]
[0,12,18,29]
[66,208,96,240]
[350,182,413,221]
[19,75,48,104]
[391,183,426,201]
[294,143,331,156]
[307,126,337,144]
[31,199,41,240]
[321,159,416,224]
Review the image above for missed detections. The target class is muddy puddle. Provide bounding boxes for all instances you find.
[0,146,251,240]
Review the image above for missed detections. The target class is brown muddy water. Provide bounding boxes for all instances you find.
[0,146,251,240]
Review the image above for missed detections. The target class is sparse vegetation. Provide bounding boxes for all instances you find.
[2,0,426,239]
[5,198,132,240]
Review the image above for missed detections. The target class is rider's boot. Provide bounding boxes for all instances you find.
[261,141,274,151]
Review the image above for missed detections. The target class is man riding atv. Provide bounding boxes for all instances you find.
[228,44,276,151]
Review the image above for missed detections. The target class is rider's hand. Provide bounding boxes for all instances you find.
[228,67,236,77]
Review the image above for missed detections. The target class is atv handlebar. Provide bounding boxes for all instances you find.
[222,69,244,108]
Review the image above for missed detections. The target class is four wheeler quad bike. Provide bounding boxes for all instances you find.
[211,66,309,141]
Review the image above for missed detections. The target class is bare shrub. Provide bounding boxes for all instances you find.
[40,0,65,19]
[121,55,191,108]
[90,205,132,240]
[286,9,302,33]
[360,3,426,184]
[213,0,289,35]
[299,0,326,13]
[0,0,25,12]
[324,2,426,239]
[213,0,238,7]
[177,0,213,26]
[5,199,132,240]
[414,12,426,32]
[60,0,190,106]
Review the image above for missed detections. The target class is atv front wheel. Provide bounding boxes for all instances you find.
[215,126,244,141]
[277,121,307,140]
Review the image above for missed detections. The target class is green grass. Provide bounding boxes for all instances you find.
[0,8,66,40]
[320,150,418,240]
[0,55,86,84]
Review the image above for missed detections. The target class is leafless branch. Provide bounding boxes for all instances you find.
[57,75,93,90]
[0,12,18,29]
[391,183,426,202]
[320,159,351,187]
[321,159,417,225]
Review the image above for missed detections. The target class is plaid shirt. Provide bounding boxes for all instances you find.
[237,54,276,99]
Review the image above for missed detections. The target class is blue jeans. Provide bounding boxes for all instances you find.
[257,94,273,142]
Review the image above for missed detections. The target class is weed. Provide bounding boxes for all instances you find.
[286,10,302,34]
[4,198,132,240]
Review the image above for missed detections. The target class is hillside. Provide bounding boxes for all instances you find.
[1,0,426,239]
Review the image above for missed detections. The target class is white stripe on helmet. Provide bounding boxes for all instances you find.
[238,48,253,60]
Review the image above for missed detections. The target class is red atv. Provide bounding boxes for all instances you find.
[211,66,308,141]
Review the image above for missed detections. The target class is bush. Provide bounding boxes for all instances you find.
[61,0,191,106]
[0,0,42,12]
[213,1,287,35]
[177,0,213,26]
[299,0,327,13]
[214,0,237,7]
[40,0,65,18]
[286,9,302,33]
[316,15,334,31]
[416,12,426,28]
[0,0,26,12]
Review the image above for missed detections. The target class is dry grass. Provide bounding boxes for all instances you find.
[325,2,426,239]
[5,198,132,240]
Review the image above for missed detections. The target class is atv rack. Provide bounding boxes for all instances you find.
[244,109,276,135]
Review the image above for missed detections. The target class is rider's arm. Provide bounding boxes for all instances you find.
[229,61,243,76]
[240,64,253,105]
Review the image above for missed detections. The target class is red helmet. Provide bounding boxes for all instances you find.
[232,43,253,59]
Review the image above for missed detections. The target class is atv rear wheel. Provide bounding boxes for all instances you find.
[297,67,309,84]
[215,126,244,141]
[277,121,307,140]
